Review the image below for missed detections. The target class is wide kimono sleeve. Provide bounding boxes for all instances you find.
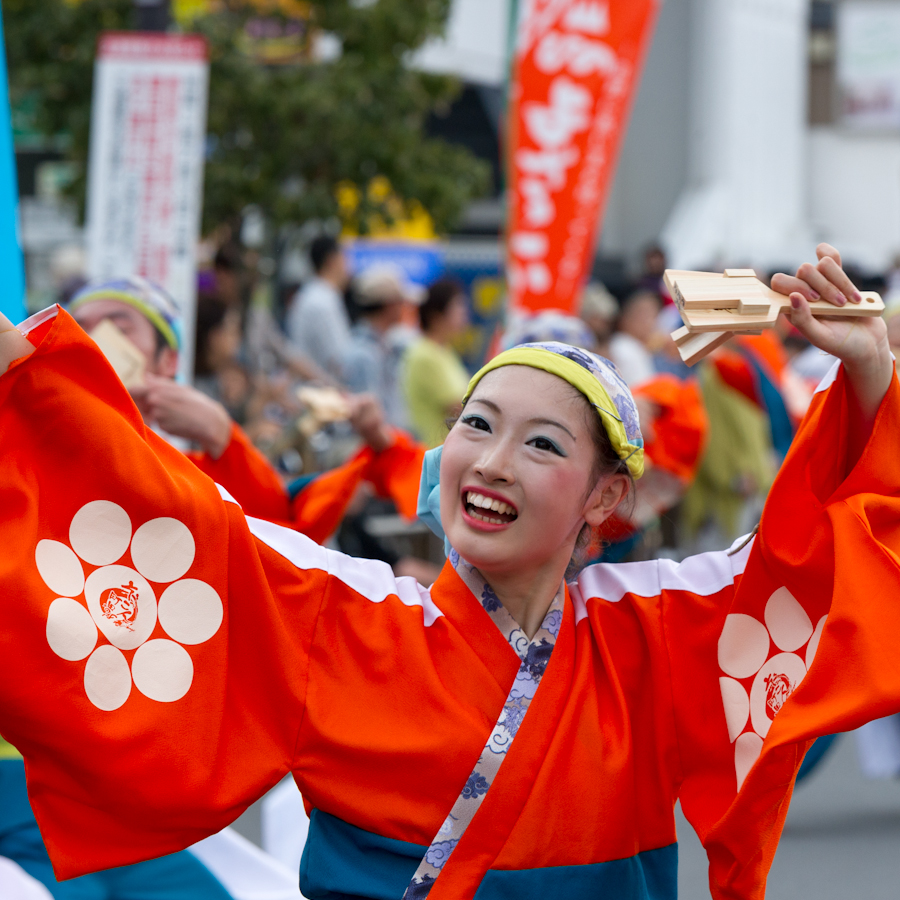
[0,308,338,879]
[186,422,292,523]
[662,360,900,899]
[190,419,425,544]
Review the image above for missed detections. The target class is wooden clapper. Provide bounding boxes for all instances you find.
[664,268,885,366]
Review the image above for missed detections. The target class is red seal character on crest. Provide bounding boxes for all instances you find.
[100,581,139,630]
[763,671,794,720]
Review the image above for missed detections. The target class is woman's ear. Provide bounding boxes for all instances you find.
[583,473,630,528]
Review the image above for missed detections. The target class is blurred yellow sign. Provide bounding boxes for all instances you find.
[174,0,310,20]
[338,177,436,241]
[174,0,314,65]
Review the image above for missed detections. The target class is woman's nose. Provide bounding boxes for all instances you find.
[474,441,516,484]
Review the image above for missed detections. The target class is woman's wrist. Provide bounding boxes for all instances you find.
[842,339,894,427]
[367,424,395,455]
[841,340,893,390]
[202,403,233,460]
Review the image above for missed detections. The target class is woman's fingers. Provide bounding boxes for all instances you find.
[816,242,842,269]
[775,244,862,309]
[817,254,863,304]
[796,261,850,307]
[771,272,820,301]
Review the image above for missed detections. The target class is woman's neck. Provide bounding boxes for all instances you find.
[479,558,568,640]
[424,325,450,347]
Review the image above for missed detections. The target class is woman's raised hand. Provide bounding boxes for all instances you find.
[0,310,34,376]
[771,243,888,369]
[772,243,894,441]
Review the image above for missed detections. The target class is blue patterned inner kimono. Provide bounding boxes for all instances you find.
[402,549,565,898]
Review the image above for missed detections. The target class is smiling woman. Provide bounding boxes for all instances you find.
[439,361,633,638]
[2,248,900,900]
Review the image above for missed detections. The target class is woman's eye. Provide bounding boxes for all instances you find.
[461,415,490,432]
[529,436,564,455]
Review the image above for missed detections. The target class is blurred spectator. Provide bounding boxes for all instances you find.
[682,356,775,551]
[212,242,245,309]
[579,282,618,355]
[608,289,661,386]
[653,303,692,379]
[69,277,180,380]
[237,270,333,385]
[344,264,423,429]
[193,294,250,423]
[502,309,596,352]
[285,235,351,380]
[637,243,669,302]
[67,278,235,459]
[402,277,471,448]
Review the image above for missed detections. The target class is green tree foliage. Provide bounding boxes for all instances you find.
[3,0,491,234]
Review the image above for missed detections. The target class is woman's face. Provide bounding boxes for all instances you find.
[208,310,242,369]
[444,295,470,336]
[440,365,623,581]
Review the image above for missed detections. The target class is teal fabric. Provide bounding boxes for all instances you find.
[473,843,678,900]
[0,760,233,900]
[298,809,677,900]
[796,734,840,783]
[287,472,319,501]
[299,809,427,899]
[415,445,451,556]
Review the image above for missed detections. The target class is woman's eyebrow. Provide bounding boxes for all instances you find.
[468,397,501,413]
[528,417,576,440]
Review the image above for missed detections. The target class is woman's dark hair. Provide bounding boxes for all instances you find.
[194,295,231,378]
[568,392,634,576]
[420,277,465,332]
[310,236,340,274]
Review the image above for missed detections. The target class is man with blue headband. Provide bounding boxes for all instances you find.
[67,277,242,464]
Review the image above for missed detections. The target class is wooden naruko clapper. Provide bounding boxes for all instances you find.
[664,268,884,366]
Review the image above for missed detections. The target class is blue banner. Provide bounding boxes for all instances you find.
[0,9,24,324]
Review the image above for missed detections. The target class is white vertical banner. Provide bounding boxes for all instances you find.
[86,32,208,381]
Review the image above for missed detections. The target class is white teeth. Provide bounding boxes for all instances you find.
[465,492,516,521]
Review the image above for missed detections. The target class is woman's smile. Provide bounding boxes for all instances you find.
[461,486,519,531]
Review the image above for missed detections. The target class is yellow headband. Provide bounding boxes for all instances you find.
[462,346,644,478]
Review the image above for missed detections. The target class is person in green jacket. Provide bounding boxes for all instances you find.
[402,277,471,448]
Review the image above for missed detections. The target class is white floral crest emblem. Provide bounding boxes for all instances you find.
[717,586,827,789]
[35,501,223,711]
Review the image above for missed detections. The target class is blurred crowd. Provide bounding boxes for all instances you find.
[49,236,900,573]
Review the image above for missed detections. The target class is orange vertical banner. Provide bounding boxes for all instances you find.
[506,0,660,314]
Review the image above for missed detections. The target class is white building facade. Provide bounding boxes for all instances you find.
[425,0,900,274]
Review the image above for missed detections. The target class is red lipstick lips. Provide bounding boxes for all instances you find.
[461,487,518,532]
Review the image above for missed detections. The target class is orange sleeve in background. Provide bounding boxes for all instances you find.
[634,375,709,482]
[187,423,292,523]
